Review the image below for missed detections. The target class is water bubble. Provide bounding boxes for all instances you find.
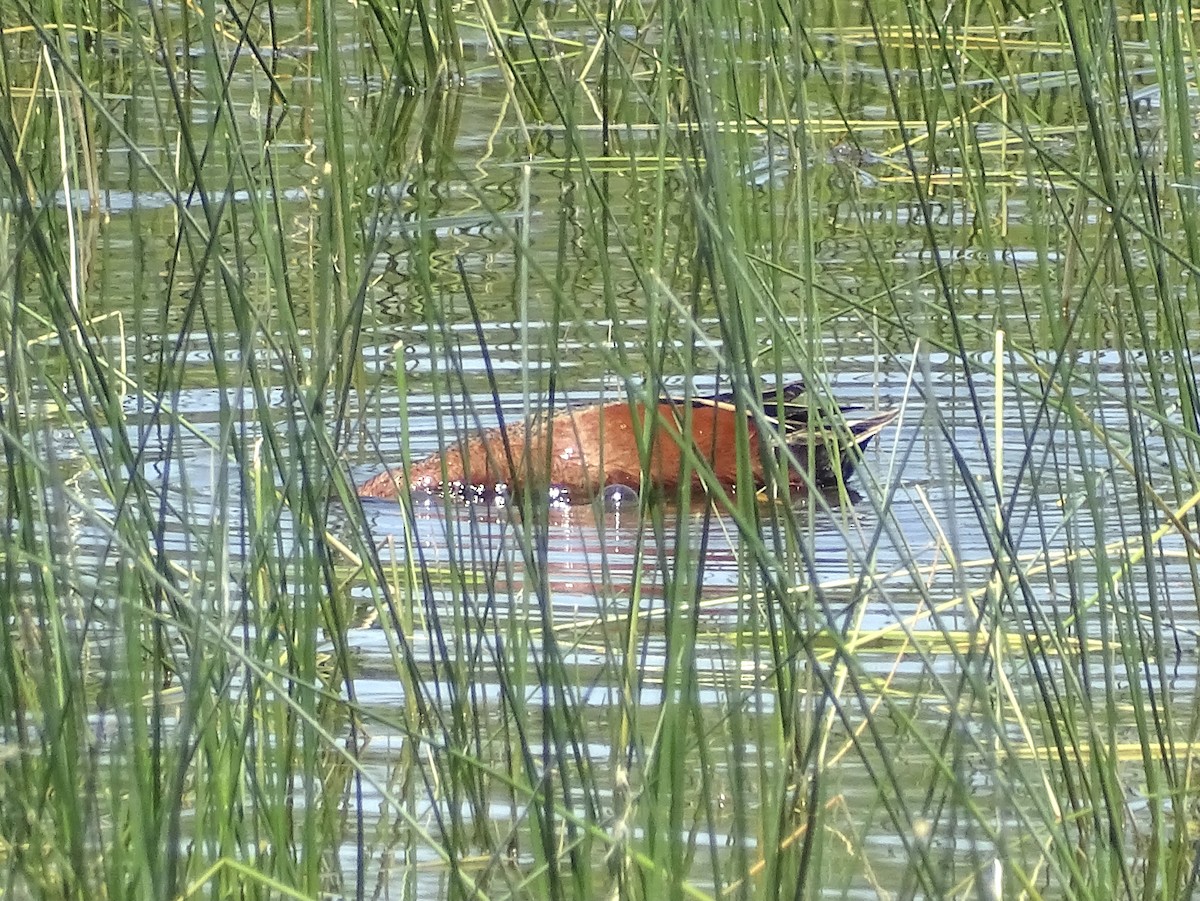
[602,484,639,510]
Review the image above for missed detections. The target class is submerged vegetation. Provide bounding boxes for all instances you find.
[2,0,1200,898]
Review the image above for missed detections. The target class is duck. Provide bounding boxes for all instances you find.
[358,382,897,504]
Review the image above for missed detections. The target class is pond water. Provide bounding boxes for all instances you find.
[6,3,1200,898]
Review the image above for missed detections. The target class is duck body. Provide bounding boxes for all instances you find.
[358,385,897,504]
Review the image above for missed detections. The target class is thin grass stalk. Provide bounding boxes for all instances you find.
[1061,3,1192,895]
[8,0,1200,896]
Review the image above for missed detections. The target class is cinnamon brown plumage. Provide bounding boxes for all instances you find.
[359,384,897,503]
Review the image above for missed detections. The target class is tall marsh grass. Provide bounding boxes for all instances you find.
[2,0,1199,898]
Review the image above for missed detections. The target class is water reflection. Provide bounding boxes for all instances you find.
[363,483,885,602]
[14,21,1194,894]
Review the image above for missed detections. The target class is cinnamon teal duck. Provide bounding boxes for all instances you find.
[358,383,897,504]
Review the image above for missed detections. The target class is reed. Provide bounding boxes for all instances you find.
[1,0,1198,898]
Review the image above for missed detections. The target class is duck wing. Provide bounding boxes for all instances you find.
[677,382,898,487]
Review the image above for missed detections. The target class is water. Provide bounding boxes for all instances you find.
[4,7,1198,899]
